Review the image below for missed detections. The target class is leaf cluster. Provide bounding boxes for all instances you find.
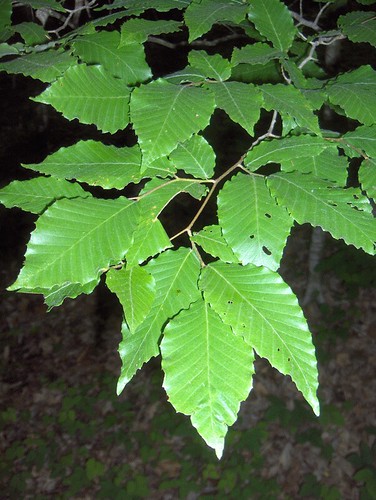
[0,0,375,457]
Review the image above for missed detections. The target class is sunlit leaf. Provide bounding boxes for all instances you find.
[0,176,91,214]
[248,0,297,52]
[244,135,328,171]
[120,18,182,46]
[106,265,156,332]
[33,64,131,133]
[261,84,320,134]
[184,0,247,42]
[162,298,254,458]
[191,225,238,263]
[342,125,376,158]
[131,79,215,168]
[117,248,201,393]
[231,42,283,66]
[9,197,140,291]
[281,146,349,185]
[169,134,215,179]
[359,158,376,199]
[200,261,319,415]
[14,22,49,45]
[0,49,77,82]
[210,81,262,136]
[188,50,231,81]
[73,31,151,84]
[339,11,376,48]
[326,65,376,126]
[268,172,376,255]
[23,141,142,190]
[218,173,293,270]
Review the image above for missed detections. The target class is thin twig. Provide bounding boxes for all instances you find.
[291,11,321,32]
[170,160,243,241]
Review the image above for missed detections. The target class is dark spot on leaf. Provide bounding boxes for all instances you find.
[287,357,291,362]
[277,348,280,352]
[262,246,271,255]
[227,300,233,305]
[176,289,181,294]
[264,213,271,218]
[250,235,255,239]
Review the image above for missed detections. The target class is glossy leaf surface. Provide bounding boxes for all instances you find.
[117,248,201,393]
[24,141,142,190]
[131,79,215,167]
[268,172,376,255]
[162,299,254,458]
[106,266,156,332]
[327,66,376,126]
[211,81,262,136]
[218,173,293,270]
[34,64,131,133]
[200,262,319,415]
[73,31,151,84]
[9,197,139,291]
[184,0,247,42]
[248,0,297,52]
[169,134,215,179]
[0,177,90,214]
[192,225,238,263]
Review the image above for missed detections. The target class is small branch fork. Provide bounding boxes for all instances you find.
[146,113,281,261]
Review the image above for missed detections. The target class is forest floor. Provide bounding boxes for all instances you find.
[1,224,376,500]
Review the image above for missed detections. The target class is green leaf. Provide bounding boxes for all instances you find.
[23,141,142,190]
[9,197,139,291]
[169,134,215,179]
[106,266,156,332]
[97,0,190,14]
[161,299,254,458]
[117,248,201,393]
[210,81,262,136]
[33,64,131,133]
[230,61,281,85]
[261,84,320,134]
[188,50,231,81]
[248,0,297,52]
[43,280,97,309]
[359,158,376,199]
[231,43,284,66]
[0,0,11,32]
[281,147,349,185]
[130,79,215,168]
[143,156,176,178]
[164,66,208,85]
[16,0,65,11]
[268,172,376,255]
[14,22,48,45]
[199,261,319,415]
[218,173,293,271]
[0,49,77,82]
[192,225,238,263]
[0,43,21,58]
[326,65,376,126]
[184,0,248,42]
[119,19,182,46]
[139,178,208,214]
[244,135,328,171]
[0,176,91,214]
[73,31,151,85]
[338,11,376,48]
[342,125,376,158]
[125,217,172,267]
